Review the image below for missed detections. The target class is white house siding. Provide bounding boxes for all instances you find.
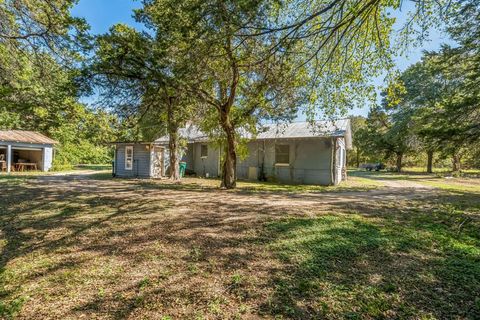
[190,142,220,178]
[236,141,261,180]
[237,138,334,185]
[43,147,53,171]
[334,138,347,184]
[115,144,152,178]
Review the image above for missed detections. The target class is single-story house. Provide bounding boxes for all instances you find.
[0,130,57,173]
[112,119,352,185]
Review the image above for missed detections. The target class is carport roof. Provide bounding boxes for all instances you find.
[0,130,58,145]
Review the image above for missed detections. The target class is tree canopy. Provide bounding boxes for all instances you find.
[0,0,117,168]
[1,0,479,176]
[352,0,480,172]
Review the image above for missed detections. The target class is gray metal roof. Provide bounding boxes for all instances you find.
[256,119,350,139]
[155,119,351,148]
[0,130,58,145]
[154,126,208,144]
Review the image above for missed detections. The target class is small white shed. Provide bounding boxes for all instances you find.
[0,130,57,173]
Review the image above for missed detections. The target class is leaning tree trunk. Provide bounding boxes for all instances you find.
[426,150,433,174]
[167,99,180,181]
[452,153,461,172]
[396,152,403,172]
[219,107,236,189]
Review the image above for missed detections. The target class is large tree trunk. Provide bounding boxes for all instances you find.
[426,150,433,174]
[219,107,236,189]
[356,148,360,168]
[167,99,180,181]
[396,152,403,172]
[452,153,461,172]
[218,37,239,189]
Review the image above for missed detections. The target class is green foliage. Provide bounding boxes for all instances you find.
[348,116,369,167]
[265,203,480,319]
[0,0,118,167]
[0,54,118,166]
[0,295,27,319]
[354,0,480,171]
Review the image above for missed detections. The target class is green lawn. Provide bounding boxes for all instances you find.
[0,174,479,319]
[136,174,382,194]
[266,207,479,318]
[351,169,480,193]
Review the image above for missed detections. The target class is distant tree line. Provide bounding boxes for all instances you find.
[0,0,133,168]
[349,1,480,172]
[1,0,478,181]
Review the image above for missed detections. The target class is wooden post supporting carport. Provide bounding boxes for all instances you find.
[6,144,11,174]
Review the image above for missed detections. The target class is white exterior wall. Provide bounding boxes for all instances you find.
[7,144,11,173]
[237,138,334,185]
[43,147,53,172]
[333,138,347,185]
[115,144,152,178]
[179,142,221,178]
[118,137,347,186]
[0,143,54,173]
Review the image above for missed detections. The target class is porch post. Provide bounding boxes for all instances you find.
[6,144,12,174]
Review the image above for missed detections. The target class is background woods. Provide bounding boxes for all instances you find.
[0,0,479,178]
[350,1,480,172]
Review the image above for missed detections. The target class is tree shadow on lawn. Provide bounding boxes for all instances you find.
[136,176,379,194]
[259,192,480,319]
[0,179,182,317]
[0,177,285,318]
[1,176,479,319]
[350,170,434,180]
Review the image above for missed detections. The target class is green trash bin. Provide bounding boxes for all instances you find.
[179,161,187,178]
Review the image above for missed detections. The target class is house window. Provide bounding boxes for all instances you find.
[125,146,133,170]
[275,144,290,165]
[201,144,208,158]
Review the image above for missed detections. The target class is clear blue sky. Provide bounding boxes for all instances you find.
[72,0,452,118]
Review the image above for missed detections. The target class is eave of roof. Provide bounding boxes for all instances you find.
[124,119,352,145]
[0,130,58,145]
[108,141,167,146]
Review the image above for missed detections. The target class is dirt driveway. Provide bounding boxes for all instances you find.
[34,172,438,213]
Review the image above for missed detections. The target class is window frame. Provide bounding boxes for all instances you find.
[125,145,133,170]
[200,144,208,158]
[275,144,290,165]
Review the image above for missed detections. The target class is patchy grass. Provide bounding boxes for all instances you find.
[137,175,381,194]
[235,175,382,193]
[0,174,479,319]
[0,174,38,186]
[419,179,480,194]
[264,205,480,318]
[0,167,111,185]
[407,166,480,175]
[351,169,480,193]
[350,170,434,181]
[74,164,112,171]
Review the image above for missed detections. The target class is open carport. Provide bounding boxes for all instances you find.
[0,130,57,173]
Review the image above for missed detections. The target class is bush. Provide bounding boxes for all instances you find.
[53,142,113,168]
[51,163,74,171]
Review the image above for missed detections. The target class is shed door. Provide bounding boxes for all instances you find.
[151,147,163,178]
